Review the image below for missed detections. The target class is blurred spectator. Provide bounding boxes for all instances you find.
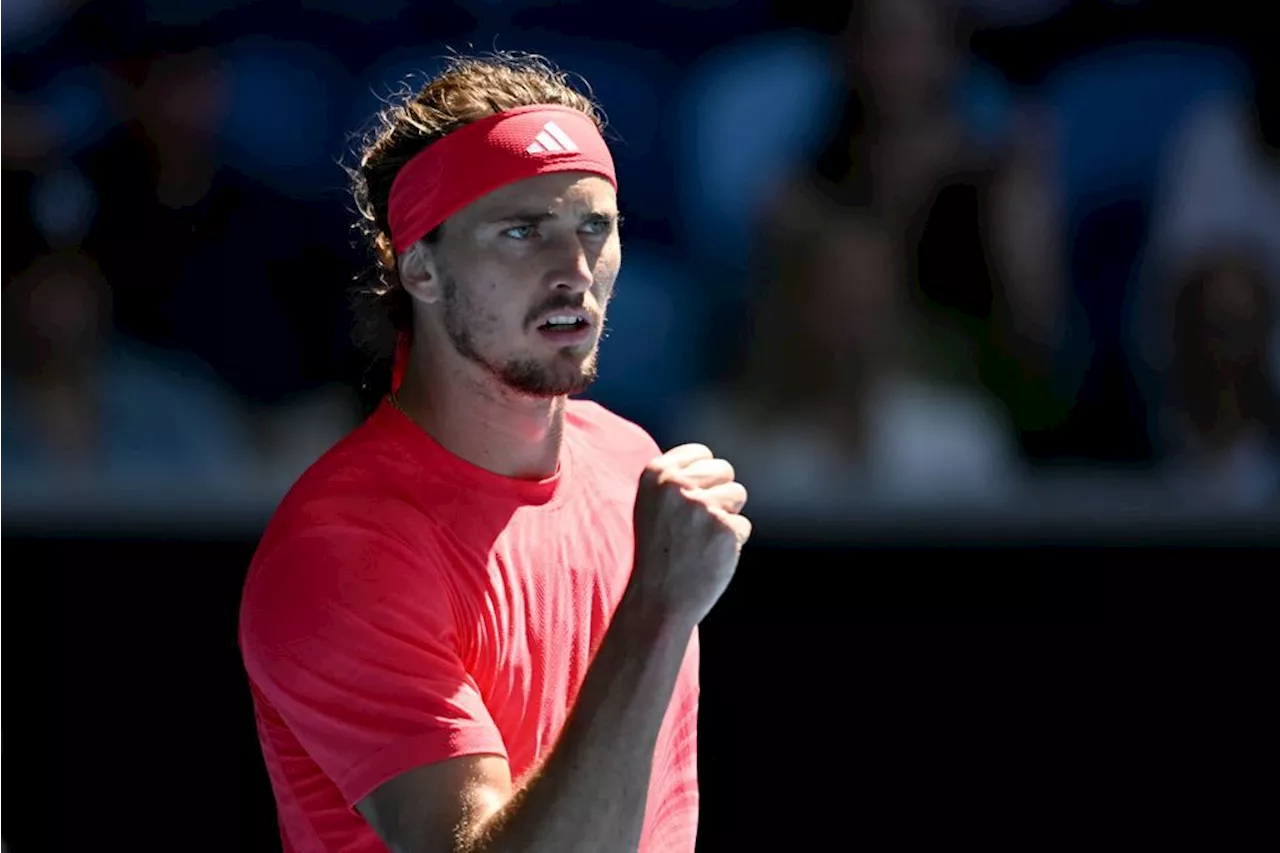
[1141,91,1280,379]
[1041,37,1255,463]
[1133,41,1280,505]
[1157,251,1280,508]
[134,47,227,210]
[678,206,1019,516]
[668,27,844,271]
[2,85,64,169]
[80,47,239,346]
[2,250,257,502]
[2,87,60,293]
[72,46,356,407]
[749,0,1072,458]
[3,41,362,512]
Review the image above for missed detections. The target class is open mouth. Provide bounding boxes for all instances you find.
[537,315,590,334]
[535,313,594,344]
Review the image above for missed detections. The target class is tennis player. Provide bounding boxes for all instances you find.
[238,53,751,853]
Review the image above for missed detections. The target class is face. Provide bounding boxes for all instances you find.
[140,49,228,142]
[15,252,110,368]
[406,172,621,397]
[859,0,957,117]
[1201,261,1268,364]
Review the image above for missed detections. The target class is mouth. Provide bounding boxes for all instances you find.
[533,310,595,346]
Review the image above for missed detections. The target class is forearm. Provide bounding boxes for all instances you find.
[463,599,693,853]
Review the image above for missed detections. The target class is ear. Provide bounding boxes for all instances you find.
[397,240,443,305]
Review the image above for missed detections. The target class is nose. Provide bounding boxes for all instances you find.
[547,234,595,294]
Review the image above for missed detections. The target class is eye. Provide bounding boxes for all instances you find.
[581,216,616,236]
[503,224,537,240]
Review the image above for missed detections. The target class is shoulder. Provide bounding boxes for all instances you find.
[562,400,666,500]
[566,398,662,462]
[264,404,450,531]
[240,493,460,677]
[263,422,399,535]
[247,409,453,601]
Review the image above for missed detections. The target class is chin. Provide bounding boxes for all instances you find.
[498,353,599,398]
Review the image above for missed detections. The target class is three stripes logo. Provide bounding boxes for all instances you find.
[525,121,579,155]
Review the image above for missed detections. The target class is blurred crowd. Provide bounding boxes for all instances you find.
[3,0,1278,524]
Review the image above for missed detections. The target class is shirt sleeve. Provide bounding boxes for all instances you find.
[239,524,508,808]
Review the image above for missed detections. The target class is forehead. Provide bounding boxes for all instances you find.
[461,172,618,219]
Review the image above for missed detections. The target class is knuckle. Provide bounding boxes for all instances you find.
[656,468,690,491]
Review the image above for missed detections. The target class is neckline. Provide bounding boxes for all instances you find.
[375,397,575,508]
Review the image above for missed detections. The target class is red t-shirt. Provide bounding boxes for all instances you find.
[239,399,700,852]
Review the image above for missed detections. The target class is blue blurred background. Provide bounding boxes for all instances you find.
[4,0,1278,527]
[2,2,1274,850]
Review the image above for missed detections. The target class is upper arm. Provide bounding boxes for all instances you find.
[357,754,513,853]
[239,526,511,831]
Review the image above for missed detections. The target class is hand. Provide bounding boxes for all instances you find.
[623,443,751,629]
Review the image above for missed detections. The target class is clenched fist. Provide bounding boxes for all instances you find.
[623,443,751,630]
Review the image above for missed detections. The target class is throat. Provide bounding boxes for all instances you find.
[394,379,569,480]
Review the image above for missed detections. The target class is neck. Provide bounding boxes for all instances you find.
[394,356,568,481]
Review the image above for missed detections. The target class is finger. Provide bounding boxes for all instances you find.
[711,507,753,544]
[694,481,747,514]
[672,458,735,489]
[659,443,714,469]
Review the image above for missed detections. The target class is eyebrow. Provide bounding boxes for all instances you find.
[487,209,618,225]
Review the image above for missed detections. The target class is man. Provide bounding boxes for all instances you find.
[238,53,751,853]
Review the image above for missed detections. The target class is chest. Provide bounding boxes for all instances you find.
[461,504,636,775]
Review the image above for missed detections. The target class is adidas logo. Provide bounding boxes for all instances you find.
[525,121,579,155]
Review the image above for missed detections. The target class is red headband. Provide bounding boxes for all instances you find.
[387,104,617,254]
[385,105,617,392]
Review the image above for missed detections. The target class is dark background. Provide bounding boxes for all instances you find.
[5,532,1132,851]
[5,0,1275,849]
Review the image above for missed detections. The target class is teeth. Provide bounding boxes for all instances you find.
[546,315,580,325]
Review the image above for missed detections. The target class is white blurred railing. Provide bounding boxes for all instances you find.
[4,472,1277,543]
